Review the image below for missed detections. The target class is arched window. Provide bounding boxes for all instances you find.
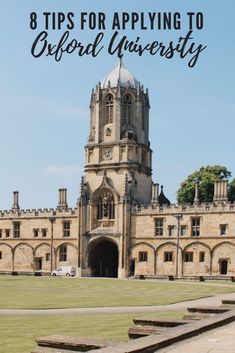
[105,94,114,124]
[97,191,115,220]
[123,95,132,125]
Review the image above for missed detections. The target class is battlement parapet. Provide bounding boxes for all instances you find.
[134,201,235,215]
[0,207,78,219]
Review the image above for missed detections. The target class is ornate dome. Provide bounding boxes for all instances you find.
[101,59,139,89]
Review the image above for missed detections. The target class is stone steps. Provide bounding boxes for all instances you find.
[187,306,231,314]
[31,299,235,352]
[183,313,212,320]
[222,299,235,305]
[31,335,116,353]
[183,305,231,320]
[128,325,165,339]
[128,318,191,339]
[32,348,79,353]
[133,318,191,327]
[129,305,233,339]
[128,318,192,339]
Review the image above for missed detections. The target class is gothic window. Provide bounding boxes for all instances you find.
[97,191,115,220]
[199,252,205,262]
[33,229,39,238]
[191,217,200,236]
[13,222,20,238]
[105,94,114,124]
[180,225,187,236]
[59,245,67,262]
[155,218,164,236]
[184,252,193,262]
[45,253,50,262]
[220,224,227,236]
[139,251,148,262]
[168,226,175,236]
[63,221,71,237]
[41,228,47,237]
[164,252,173,262]
[123,94,132,125]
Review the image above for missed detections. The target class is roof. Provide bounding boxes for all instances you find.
[101,59,139,89]
[158,185,171,206]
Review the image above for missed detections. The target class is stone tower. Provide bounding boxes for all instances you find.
[78,60,153,278]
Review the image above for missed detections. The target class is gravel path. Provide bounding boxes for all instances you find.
[1,292,235,316]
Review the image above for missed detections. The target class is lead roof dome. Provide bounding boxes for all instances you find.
[101,59,139,89]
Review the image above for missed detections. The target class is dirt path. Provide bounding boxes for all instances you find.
[0,292,235,316]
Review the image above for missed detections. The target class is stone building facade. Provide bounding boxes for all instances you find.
[0,61,235,278]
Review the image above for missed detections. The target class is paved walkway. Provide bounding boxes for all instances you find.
[156,321,235,353]
[1,292,235,316]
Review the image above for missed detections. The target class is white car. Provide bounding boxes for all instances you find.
[51,266,76,277]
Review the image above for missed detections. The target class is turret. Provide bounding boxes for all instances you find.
[84,60,153,204]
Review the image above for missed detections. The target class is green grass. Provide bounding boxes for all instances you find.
[0,311,185,353]
[0,277,234,353]
[0,276,234,309]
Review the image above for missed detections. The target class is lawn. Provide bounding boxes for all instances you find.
[0,311,185,353]
[0,276,234,309]
[0,277,234,353]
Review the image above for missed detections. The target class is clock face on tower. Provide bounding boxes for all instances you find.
[102,148,113,160]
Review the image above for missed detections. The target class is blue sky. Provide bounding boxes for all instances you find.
[0,0,234,209]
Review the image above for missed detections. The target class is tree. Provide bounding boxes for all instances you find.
[229,178,235,202]
[177,165,231,204]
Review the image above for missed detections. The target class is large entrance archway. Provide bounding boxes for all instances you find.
[89,240,118,278]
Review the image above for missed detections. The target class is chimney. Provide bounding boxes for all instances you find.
[57,188,68,209]
[213,180,228,202]
[151,183,159,202]
[12,191,20,211]
[194,180,200,205]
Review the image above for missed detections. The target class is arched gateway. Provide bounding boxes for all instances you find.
[89,240,118,278]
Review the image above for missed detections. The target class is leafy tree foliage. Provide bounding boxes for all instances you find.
[228,178,235,202]
[177,166,231,204]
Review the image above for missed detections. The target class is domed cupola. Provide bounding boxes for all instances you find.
[101,59,139,89]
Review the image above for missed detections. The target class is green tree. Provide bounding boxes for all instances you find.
[177,165,231,204]
[228,178,235,202]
